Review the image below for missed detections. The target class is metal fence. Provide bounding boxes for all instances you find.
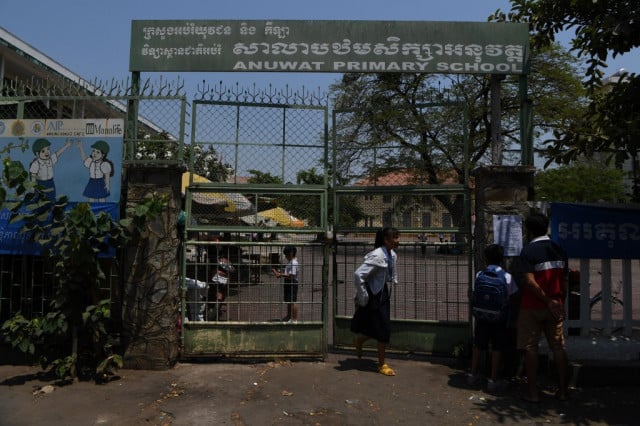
[0,256,118,324]
[330,103,474,355]
[181,238,325,324]
[566,258,640,337]
[179,86,330,357]
[0,78,187,323]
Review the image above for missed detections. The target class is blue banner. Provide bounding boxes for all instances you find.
[0,203,119,255]
[551,202,640,259]
[0,119,123,255]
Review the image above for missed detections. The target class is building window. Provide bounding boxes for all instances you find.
[422,212,431,228]
[402,211,411,227]
[382,195,392,204]
[442,213,452,228]
[382,211,393,227]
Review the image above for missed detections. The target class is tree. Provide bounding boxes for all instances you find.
[535,163,628,203]
[294,167,366,230]
[491,1,640,200]
[247,169,283,185]
[136,132,232,181]
[329,43,586,224]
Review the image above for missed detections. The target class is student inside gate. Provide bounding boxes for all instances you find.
[273,245,299,323]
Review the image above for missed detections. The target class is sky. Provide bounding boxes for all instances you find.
[1,0,637,98]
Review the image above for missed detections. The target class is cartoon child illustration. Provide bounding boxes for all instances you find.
[29,138,72,201]
[77,140,113,202]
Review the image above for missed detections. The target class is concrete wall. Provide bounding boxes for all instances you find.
[120,165,183,369]
[472,165,535,274]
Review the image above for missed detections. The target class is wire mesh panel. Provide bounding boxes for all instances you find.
[181,89,329,357]
[334,239,470,323]
[192,101,327,185]
[331,102,473,355]
[0,78,188,166]
[0,79,173,329]
[181,238,324,324]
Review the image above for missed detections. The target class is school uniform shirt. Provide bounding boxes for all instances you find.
[284,258,299,283]
[353,246,397,296]
[30,154,58,180]
[84,158,112,179]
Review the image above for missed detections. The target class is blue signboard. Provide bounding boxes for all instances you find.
[0,118,123,255]
[550,202,640,259]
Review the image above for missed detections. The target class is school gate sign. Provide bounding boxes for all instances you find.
[125,19,532,361]
[130,20,530,74]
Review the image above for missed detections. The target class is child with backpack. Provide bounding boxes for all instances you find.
[468,244,518,391]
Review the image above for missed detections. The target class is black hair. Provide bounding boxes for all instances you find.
[484,244,504,265]
[524,212,549,238]
[283,245,297,257]
[374,227,399,248]
[104,157,115,177]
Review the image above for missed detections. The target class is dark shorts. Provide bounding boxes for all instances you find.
[283,280,298,302]
[473,320,509,352]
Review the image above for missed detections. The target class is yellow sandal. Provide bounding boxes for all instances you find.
[378,363,396,376]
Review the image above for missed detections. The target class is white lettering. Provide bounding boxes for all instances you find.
[464,62,480,72]
[436,62,523,73]
[332,61,431,71]
[233,61,324,71]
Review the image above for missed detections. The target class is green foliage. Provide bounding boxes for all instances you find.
[329,43,585,224]
[247,169,283,184]
[135,134,232,181]
[2,310,69,369]
[535,163,628,203]
[491,1,639,87]
[492,1,640,200]
[51,355,77,381]
[1,154,165,382]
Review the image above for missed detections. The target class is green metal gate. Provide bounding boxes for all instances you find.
[180,91,330,358]
[331,104,474,357]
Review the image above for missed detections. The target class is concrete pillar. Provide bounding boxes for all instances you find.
[120,164,183,369]
[472,165,535,272]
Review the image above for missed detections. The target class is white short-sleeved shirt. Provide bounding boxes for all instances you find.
[30,154,58,180]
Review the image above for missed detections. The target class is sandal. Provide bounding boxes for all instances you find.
[354,338,363,359]
[378,363,396,376]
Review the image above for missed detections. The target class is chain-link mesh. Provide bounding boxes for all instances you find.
[0,78,183,323]
[186,186,325,230]
[181,238,324,324]
[192,101,327,185]
[334,190,468,233]
[332,104,469,188]
[334,239,469,323]
[331,103,473,350]
[0,77,188,165]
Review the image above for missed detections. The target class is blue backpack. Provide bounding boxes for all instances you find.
[471,265,509,323]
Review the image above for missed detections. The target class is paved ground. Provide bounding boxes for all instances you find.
[1,350,639,426]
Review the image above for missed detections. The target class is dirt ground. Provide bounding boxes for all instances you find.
[1,351,638,426]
